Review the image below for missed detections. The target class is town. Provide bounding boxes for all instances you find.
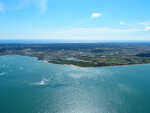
[1,43,150,67]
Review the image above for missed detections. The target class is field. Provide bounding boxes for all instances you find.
[1,43,150,67]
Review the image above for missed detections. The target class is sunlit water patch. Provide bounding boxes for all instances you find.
[0,55,150,113]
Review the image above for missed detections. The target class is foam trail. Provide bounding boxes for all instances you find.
[0,72,6,76]
[33,77,49,86]
[19,67,23,70]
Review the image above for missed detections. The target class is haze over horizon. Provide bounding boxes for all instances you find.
[0,0,150,41]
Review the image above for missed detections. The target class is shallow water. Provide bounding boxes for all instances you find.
[0,55,150,113]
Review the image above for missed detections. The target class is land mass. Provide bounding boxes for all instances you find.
[1,43,150,67]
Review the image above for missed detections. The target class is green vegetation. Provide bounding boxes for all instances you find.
[50,60,95,67]
[1,43,150,67]
[108,58,127,63]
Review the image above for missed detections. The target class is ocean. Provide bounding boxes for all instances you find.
[0,55,150,113]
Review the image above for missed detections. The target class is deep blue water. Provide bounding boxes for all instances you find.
[0,55,150,113]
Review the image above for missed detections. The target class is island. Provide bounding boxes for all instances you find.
[1,43,150,67]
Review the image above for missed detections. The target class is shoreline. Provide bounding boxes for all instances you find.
[43,60,150,68]
[1,55,150,68]
[44,60,84,68]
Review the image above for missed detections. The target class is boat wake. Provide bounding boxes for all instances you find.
[33,77,49,86]
[19,67,23,70]
[0,72,6,76]
[32,75,68,87]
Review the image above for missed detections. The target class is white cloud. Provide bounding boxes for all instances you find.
[91,13,102,18]
[0,27,149,40]
[120,21,150,27]
[34,0,48,13]
[0,2,4,12]
[55,27,144,35]
[8,0,48,13]
[137,21,150,26]
[145,27,150,31]
[120,21,126,25]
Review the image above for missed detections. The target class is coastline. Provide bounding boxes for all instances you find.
[43,60,150,68]
[1,55,150,68]
[44,60,83,68]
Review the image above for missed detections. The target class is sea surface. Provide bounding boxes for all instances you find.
[0,55,150,113]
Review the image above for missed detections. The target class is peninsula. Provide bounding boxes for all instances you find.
[1,43,150,67]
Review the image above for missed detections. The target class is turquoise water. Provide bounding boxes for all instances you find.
[0,55,150,113]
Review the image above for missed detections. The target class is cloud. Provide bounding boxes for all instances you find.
[55,27,144,35]
[0,2,4,12]
[91,13,102,18]
[68,12,102,27]
[137,21,150,26]
[34,0,48,13]
[120,21,150,27]
[120,21,126,25]
[145,27,150,31]
[5,0,48,13]
[0,27,148,40]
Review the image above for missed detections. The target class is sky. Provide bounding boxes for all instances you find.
[0,0,150,41]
